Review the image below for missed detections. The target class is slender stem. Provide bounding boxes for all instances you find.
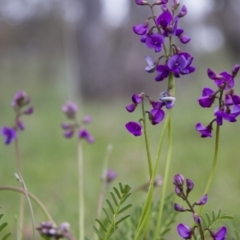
[0,186,55,225]
[77,139,84,240]
[134,115,169,240]
[141,98,153,178]
[153,112,172,240]
[198,125,220,216]
[16,173,36,240]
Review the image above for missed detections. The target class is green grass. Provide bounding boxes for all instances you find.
[0,75,240,239]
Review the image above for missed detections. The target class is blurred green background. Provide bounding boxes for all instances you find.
[0,0,240,239]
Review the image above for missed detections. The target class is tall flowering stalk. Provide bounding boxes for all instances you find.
[61,101,94,240]
[1,91,34,235]
[125,0,195,238]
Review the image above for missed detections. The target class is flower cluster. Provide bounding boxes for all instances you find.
[133,0,195,82]
[125,92,175,136]
[1,91,33,145]
[173,174,227,239]
[36,221,74,239]
[196,65,240,137]
[61,101,94,143]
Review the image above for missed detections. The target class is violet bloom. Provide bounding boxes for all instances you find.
[196,123,212,138]
[149,108,165,125]
[214,107,237,125]
[156,10,172,28]
[133,23,149,35]
[168,53,195,78]
[12,91,30,110]
[79,129,94,143]
[126,103,137,113]
[125,121,142,136]
[194,194,208,206]
[105,169,117,184]
[62,101,78,119]
[177,224,192,239]
[178,5,187,18]
[132,94,142,104]
[144,56,156,73]
[145,34,164,53]
[1,126,17,145]
[198,88,215,108]
[210,226,227,240]
[155,64,170,81]
[207,68,234,89]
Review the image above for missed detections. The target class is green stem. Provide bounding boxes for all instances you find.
[134,114,169,240]
[153,112,173,240]
[15,173,36,240]
[0,186,55,225]
[77,139,85,240]
[198,125,220,216]
[141,98,152,178]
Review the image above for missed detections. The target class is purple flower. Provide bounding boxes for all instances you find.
[198,88,215,108]
[79,129,94,143]
[210,226,227,240]
[64,130,74,138]
[214,107,237,125]
[194,194,208,206]
[177,224,192,239]
[62,101,78,119]
[173,174,184,186]
[105,169,117,183]
[12,91,30,110]
[132,94,143,104]
[167,53,195,78]
[1,126,17,145]
[133,23,149,35]
[24,106,34,115]
[232,64,240,77]
[207,69,234,89]
[149,108,165,125]
[125,121,142,136]
[174,203,186,212]
[144,56,156,73]
[126,103,137,113]
[196,123,212,138]
[145,34,164,53]
[155,64,170,81]
[156,10,172,28]
[178,5,187,18]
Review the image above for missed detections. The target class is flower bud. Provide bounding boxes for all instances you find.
[104,169,117,184]
[232,64,240,78]
[155,0,168,5]
[174,203,186,212]
[177,224,192,239]
[194,194,208,206]
[135,0,148,5]
[178,5,187,18]
[83,115,91,124]
[175,186,182,196]
[12,91,31,110]
[193,213,201,224]
[126,103,137,113]
[186,179,194,194]
[62,101,78,119]
[24,106,34,115]
[173,174,184,186]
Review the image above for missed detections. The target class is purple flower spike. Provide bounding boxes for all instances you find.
[133,23,149,35]
[105,169,117,183]
[196,123,212,138]
[1,126,17,145]
[145,34,164,53]
[173,174,184,186]
[211,226,227,240]
[79,129,94,143]
[198,87,215,108]
[145,56,156,73]
[177,224,192,239]
[178,5,187,18]
[195,194,208,206]
[62,101,78,119]
[132,94,142,104]
[125,121,142,136]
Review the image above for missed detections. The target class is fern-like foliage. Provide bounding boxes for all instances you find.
[115,193,178,240]
[93,182,132,240]
[0,208,11,240]
[201,209,233,230]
